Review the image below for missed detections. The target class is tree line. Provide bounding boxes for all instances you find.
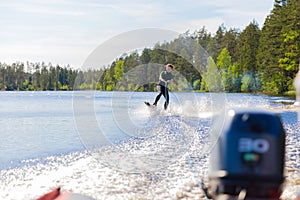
[1,0,299,94]
[0,62,103,91]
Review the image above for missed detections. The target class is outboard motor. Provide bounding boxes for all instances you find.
[208,109,285,199]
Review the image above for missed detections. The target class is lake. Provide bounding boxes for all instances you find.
[0,91,299,199]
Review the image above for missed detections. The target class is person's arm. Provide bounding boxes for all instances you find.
[167,73,174,84]
[167,79,173,84]
[159,72,167,83]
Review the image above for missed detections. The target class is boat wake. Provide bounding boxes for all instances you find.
[1,96,300,199]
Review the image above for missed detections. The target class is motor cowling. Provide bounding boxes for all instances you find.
[208,109,285,199]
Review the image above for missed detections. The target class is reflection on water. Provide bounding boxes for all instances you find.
[0,92,299,199]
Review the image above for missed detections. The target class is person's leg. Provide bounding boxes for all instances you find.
[154,85,165,106]
[160,86,169,110]
[153,92,162,106]
[163,88,169,110]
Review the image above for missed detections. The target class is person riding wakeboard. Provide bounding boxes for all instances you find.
[145,63,174,110]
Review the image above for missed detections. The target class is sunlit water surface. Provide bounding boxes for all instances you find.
[0,91,299,199]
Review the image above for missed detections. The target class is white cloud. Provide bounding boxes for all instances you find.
[0,0,84,16]
[19,6,84,16]
[0,0,275,67]
[0,44,90,68]
[167,17,224,34]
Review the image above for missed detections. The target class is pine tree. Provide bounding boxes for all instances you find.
[256,1,287,94]
[278,0,300,74]
[236,21,261,74]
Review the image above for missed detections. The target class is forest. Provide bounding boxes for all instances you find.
[0,0,299,95]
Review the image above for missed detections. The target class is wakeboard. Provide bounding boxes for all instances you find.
[144,101,158,108]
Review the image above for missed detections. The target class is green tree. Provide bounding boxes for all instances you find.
[278,0,300,75]
[193,79,201,90]
[217,48,232,69]
[194,26,212,51]
[256,0,294,94]
[32,63,41,90]
[113,60,124,81]
[40,65,49,90]
[103,69,114,91]
[217,48,241,92]
[222,28,239,62]
[140,48,151,64]
[236,21,261,74]
[202,57,224,92]
[241,73,257,92]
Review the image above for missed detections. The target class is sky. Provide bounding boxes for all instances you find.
[0,0,275,68]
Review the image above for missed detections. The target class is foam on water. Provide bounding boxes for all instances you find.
[1,93,300,199]
[0,113,210,199]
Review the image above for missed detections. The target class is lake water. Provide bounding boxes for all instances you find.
[0,91,299,199]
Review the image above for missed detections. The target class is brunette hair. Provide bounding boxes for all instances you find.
[166,63,174,69]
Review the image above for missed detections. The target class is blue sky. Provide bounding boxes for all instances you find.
[0,0,274,68]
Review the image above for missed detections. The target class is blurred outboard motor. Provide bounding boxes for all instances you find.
[208,109,285,199]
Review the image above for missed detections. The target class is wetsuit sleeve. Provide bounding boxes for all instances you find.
[158,71,166,86]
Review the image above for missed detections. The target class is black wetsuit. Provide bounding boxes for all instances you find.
[153,70,174,110]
